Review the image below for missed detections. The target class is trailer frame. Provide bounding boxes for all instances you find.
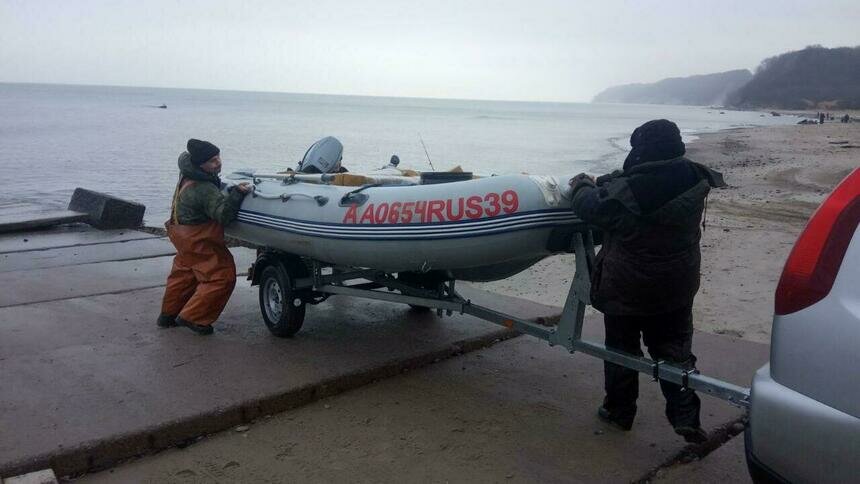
[249,228,751,409]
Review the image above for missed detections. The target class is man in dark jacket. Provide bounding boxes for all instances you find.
[569,119,726,443]
[157,139,251,335]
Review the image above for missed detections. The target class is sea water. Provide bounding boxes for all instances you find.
[0,83,797,223]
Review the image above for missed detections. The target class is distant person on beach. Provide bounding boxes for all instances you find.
[568,119,726,444]
[820,112,826,124]
[157,139,252,335]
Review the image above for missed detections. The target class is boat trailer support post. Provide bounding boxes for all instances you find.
[552,229,750,408]
[551,232,592,350]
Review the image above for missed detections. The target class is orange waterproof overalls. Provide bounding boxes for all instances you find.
[160,180,237,326]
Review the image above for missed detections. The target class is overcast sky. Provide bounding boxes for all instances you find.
[1,0,858,102]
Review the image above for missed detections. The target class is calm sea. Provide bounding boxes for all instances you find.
[0,83,796,224]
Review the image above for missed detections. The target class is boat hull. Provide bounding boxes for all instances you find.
[224,174,580,281]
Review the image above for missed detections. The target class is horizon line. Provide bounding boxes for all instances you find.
[0,80,592,106]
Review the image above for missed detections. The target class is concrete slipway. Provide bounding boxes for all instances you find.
[0,221,763,482]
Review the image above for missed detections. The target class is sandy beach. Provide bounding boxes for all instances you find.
[477,120,859,343]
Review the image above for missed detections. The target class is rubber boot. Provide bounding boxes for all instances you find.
[157,314,178,328]
[597,406,634,431]
[176,316,214,336]
[674,426,708,444]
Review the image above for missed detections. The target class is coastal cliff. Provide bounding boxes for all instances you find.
[592,70,752,106]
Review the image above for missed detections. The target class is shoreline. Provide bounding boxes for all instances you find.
[594,108,804,175]
[476,121,859,343]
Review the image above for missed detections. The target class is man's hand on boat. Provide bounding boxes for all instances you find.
[568,173,597,200]
[569,173,595,186]
[231,182,253,195]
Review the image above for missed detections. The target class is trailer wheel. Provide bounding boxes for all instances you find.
[259,264,306,337]
[408,303,432,312]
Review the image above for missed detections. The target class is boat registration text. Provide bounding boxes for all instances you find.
[342,190,519,224]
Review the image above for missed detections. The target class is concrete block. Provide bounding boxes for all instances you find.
[67,188,145,229]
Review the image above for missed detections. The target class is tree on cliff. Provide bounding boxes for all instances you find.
[728,45,860,109]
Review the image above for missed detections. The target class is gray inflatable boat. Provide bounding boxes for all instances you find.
[222,138,583,282]
[224,170,581,281]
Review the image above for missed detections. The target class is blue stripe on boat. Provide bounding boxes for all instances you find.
[236,208,580,240]
[239,210,575,233]
[240,207,574,228]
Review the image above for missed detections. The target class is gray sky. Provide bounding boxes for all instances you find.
[2,0,858,102]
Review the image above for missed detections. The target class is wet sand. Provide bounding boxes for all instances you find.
[476,121,859,343]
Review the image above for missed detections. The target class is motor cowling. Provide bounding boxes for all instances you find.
[297,136,344,173]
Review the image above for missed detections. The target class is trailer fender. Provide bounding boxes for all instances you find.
[248,251,308,287]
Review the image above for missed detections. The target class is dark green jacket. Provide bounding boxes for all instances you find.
[173,152,245,225]
[571,157,725,316]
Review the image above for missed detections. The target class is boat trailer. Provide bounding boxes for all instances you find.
[247,228,751,409]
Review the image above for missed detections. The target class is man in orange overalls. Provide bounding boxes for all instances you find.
[157,139,251,335]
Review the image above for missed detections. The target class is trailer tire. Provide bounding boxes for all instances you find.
[259,264,306,337]
[408,304,432,312]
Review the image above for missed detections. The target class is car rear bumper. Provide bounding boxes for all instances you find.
[745,365,860,483]
[744,426,789,484]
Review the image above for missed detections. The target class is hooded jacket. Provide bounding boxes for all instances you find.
[571,157,726,315]
[172,152,245,225]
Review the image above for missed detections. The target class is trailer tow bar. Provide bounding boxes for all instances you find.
[289,227,751,409]
[457,230,750,408]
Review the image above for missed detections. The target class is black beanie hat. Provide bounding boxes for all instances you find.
[187,139,220,166]
[623,119,685,170]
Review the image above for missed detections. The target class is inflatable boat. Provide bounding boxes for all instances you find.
[224,170,581,281]
[222,138,582,282]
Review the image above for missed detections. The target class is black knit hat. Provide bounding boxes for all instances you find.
[187,139,220,166]
[623,119,686,170]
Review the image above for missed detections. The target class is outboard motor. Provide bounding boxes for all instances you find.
[297,136,344,173]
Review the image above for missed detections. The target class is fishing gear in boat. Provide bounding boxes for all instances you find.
[418,132,436,172]
[227,171,422,187]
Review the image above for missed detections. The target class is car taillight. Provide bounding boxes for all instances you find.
[775,168,860,315]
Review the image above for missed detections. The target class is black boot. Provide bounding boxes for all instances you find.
[176,316,214,336]
[674,426,708,444]
[597,406,634,431]
[157,314,178,328]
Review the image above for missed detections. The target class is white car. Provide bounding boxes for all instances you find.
[745,167,860,483]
